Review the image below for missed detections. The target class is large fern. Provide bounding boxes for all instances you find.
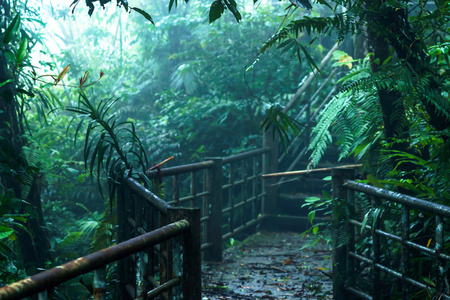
[309,55,382,166]
[309,42,450,168]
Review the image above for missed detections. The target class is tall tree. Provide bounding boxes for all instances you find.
[274,0,450,189]
[0,1,52,273]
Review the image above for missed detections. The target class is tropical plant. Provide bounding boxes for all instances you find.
[244,0,450,197]
[0,189,29,285]
[0,0,59,275]
[247,0,450,297]
[67,92,150,200]
[47,1,315,163]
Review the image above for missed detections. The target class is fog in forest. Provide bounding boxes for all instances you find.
[1,0,449,298]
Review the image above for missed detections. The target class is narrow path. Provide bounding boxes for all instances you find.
[202,232,332,300]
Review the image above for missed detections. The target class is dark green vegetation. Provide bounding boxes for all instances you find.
[0,0,449,298]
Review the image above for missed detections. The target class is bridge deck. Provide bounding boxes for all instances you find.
[202,231,332,299]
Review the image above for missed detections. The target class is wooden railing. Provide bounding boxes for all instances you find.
[138,147,272,262]
[331,168,450,300]
[0,208,201,300]
[117,175,202,300]
[111,147,272,298]
[0,147,272,299]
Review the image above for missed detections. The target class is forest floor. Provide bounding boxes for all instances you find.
[201,231,332,300]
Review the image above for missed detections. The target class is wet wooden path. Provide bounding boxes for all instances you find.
[201,232,332,300]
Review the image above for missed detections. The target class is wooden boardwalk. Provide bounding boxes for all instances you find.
[202,232,332,300]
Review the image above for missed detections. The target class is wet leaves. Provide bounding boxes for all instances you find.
[202,232,332,299]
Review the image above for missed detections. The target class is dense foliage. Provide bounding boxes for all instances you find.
[1,0,317,292]
[1,0,449,298]
[261,0,450,297]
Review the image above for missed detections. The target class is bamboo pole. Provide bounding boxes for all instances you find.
[261,163,362,178]
[281,42,339,114]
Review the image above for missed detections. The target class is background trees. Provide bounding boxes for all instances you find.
[263,0,450,199]
[1,0,331,288]
[0,1,54,280]
[1,0,449,296]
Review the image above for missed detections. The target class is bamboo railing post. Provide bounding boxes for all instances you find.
[229,163,235,233]
[435,215,444,297]
[263,129,279,215]
[117,180,134,300]
[93,267,106,300]
[202,168,210,245]
[135,195,147,300]
[401,204,410,300]
[205,158,223,262]
[331,168,355,300]
[372,196,381,300]
[169,207,202,300]
[347,187,356,286]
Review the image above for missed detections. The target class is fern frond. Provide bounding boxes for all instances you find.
[308,93,348,166]
[249,13,356,71]
[424,88,450,121]
[309,54,387,166]
[90,210,116,251]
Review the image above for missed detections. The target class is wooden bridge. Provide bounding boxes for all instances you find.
[1,49,449,298]
[0,141,449,299]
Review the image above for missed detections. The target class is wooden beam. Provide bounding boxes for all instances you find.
[281,42,339,114]
[262,164,362,178]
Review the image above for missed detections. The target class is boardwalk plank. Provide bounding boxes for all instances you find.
[202,232,332,300]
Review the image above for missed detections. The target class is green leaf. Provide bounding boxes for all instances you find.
[59,231,83,248]
[131,7,154,25]
[312,226,319,235]
[0,79,14,89]
[277,38,295,49]
[4,214,29,223]
[4,50,15,64]
[169,0,177,12]
[120,0,128,11]
[0,241,13,257]
[299,44,320,71]
[360,209,371,234]
[2,14,20,45]
[224,0,242,23]
[209,0,225,23]
[16,38,28,66]
[16,88,34,97]
[423,277,436,288]
[290,0,312,10]
[308,210,315,224]
[261,106,304,152]
[367,174,383,188]
[0,225,14,239]
[314,0,332,10]
[372,207,381,230]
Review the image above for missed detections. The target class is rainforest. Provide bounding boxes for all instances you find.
[0,0,449,299]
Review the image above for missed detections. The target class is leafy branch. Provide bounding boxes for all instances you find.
[261,106,303,151]
[67,93,149,199]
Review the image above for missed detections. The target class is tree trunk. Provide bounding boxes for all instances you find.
[0,20,51,274]
[16,175,52,271]
[367,6,414,174]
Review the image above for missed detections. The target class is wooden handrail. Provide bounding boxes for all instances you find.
[262,164,362,178]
